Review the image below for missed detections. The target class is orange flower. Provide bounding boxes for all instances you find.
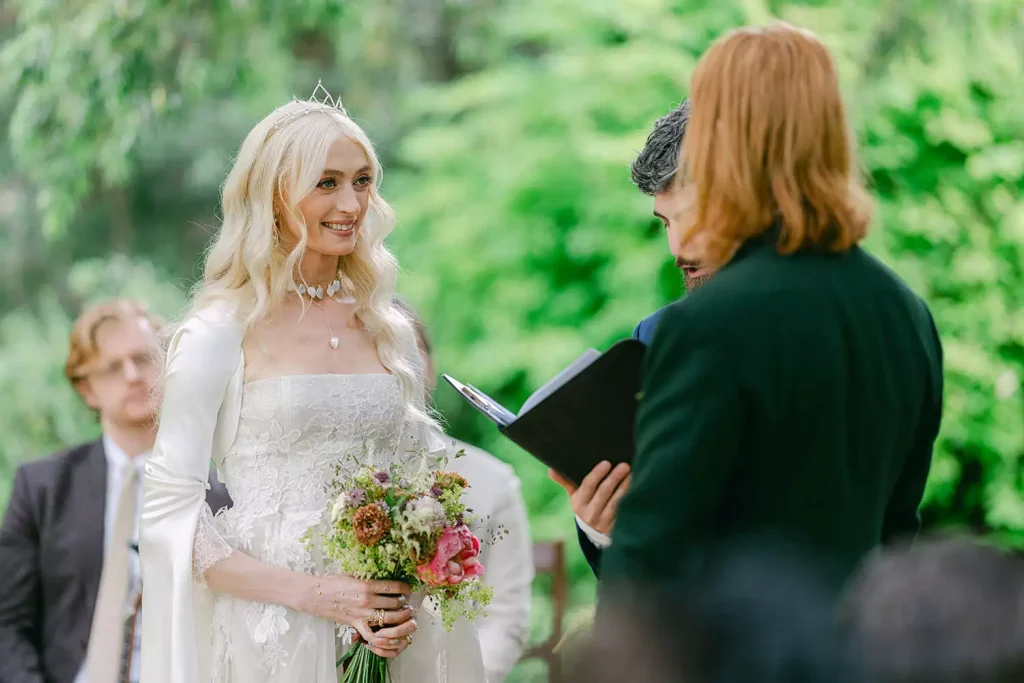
[352,504,391,546]
[434,471,468,490]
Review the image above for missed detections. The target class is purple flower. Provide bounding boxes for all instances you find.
[375,500,391,514]
[346,488,366,508]
[374,471,392,485]
[430,486,444,498]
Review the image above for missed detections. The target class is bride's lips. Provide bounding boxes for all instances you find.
[322,221,356,234]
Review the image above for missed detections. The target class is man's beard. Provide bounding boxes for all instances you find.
[683,271,713,291]
[676,258,713,292]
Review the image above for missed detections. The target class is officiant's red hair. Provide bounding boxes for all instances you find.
[678,22,873,269]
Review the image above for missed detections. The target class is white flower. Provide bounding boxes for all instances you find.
[331,494,348,523]
[401,496,447,534]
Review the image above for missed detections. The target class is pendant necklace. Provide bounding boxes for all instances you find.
[291,270,356,350]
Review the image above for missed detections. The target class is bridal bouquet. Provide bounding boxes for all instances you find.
[318,448,493,683]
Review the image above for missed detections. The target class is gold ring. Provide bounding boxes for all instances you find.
[372,608,386,628]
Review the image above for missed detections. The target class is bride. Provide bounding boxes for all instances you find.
[139,85,485,683]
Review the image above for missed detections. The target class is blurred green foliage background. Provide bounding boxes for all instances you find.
[1,0,1022,679]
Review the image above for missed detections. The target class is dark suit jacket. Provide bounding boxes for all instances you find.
[576,305,669,577]
[601,237,943,593]
[0,439,232,683]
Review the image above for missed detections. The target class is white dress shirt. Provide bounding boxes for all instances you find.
[575,514,612,549]
[74,435,148,683]
[449,440,534,683]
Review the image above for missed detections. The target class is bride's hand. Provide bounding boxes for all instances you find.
[294,575,417,649]
[354,618,418,659]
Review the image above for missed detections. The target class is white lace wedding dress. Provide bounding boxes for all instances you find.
[196,373,408,682]
[139,307,484,683]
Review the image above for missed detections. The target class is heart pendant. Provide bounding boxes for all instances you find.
[329,337,339,350]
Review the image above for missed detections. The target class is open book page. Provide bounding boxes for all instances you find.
[442,375,517,427]
[519,348,601,416]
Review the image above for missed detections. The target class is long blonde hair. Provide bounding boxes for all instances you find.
[189,98,432,426]
[679,22,873,269]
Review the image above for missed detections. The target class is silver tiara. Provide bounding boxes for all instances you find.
[267,80,348,135]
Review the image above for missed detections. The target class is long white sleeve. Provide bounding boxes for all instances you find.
[139,304,244,683]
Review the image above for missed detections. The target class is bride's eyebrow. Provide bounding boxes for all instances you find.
[321,165,373,177]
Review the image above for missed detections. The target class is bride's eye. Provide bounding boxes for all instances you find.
[318,177,337,189]
[354,174,372,187]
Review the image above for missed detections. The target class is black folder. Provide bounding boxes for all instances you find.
[442,339,646,485]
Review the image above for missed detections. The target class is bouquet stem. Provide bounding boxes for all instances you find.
[340,643,392,683]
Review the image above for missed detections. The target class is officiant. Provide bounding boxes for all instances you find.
[549,97,713,578]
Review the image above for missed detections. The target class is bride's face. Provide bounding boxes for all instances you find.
[279,136,373,257]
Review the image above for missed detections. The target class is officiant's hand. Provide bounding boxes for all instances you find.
[549,461,631,535]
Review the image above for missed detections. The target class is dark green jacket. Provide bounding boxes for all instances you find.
[601,237,943,588]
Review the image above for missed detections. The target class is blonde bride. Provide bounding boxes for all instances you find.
[138,84,485,683]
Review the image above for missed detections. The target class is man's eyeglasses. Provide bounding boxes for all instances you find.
[85,353,159,381]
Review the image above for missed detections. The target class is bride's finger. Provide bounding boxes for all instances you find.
[363,593,409,610]
[372,618,417,645]
[365,644,401,658]
[352,620,377,645]
[365,580,412,596]
[341,605,414,626]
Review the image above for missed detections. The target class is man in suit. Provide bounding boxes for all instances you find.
[550,98,709,577]
[0,299,231,683]
[600,23,943,598]
[396,298,534,683]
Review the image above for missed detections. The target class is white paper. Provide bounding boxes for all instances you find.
[442,375,517,426]
[518,348,601,416]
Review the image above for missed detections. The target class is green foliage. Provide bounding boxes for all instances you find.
[848,1,1024,540]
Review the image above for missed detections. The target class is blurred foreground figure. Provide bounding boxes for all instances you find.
[570,543,860,683]
[840,536,1024,683]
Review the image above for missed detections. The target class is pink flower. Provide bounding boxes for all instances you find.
[416,524,485,587]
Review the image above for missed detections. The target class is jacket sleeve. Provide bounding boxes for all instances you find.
[0,465,46,683]
[882,311,943,544]
[602,303,742,584]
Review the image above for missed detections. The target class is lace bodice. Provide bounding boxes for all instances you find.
[192,373,406,580]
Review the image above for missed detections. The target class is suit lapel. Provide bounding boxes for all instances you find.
[75,440,108,601]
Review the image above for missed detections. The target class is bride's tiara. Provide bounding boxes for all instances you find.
[267,80,348,136]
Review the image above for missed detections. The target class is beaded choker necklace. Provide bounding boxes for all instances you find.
[291,271,343,301]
